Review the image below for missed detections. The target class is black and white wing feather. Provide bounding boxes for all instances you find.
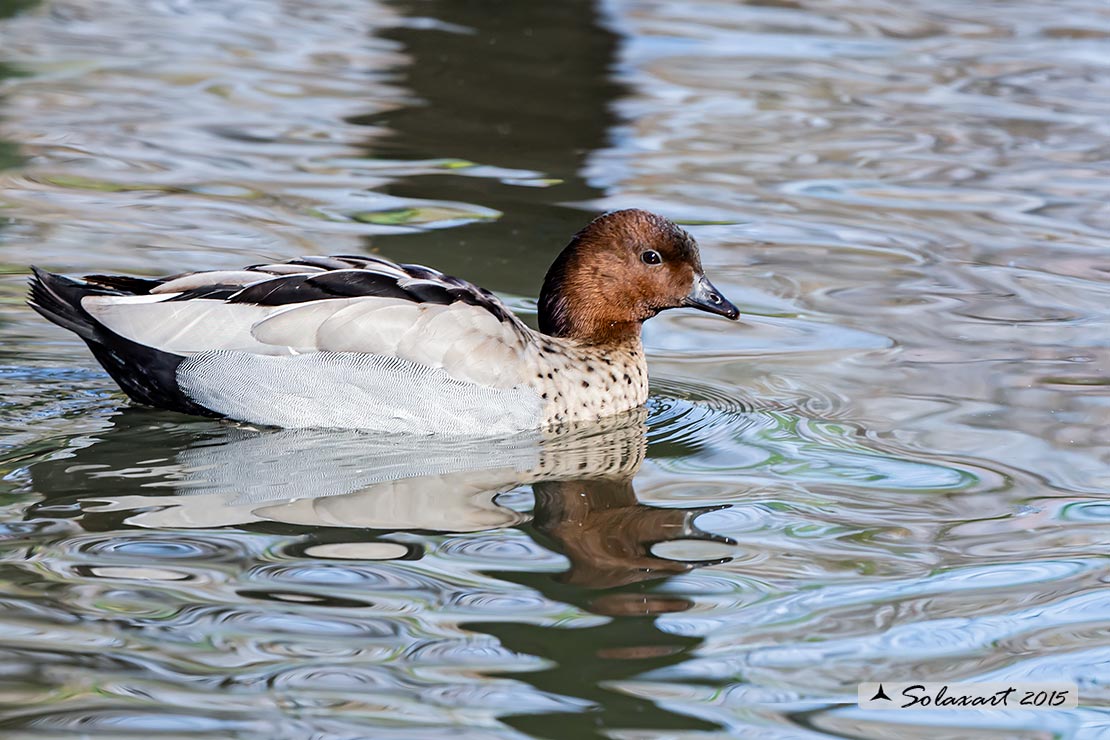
[77,255,536,389]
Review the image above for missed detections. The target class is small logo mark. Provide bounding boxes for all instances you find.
[870,684,892,702]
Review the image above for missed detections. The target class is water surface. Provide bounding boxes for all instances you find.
[1,0,1108,738]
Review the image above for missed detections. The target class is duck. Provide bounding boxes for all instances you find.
[28,208,739,434]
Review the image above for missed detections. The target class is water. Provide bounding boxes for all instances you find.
[1,0,1108,737]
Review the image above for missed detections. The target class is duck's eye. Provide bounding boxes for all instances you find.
[640,250,662,265]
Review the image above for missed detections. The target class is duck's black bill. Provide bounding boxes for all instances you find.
[684,274,740,320]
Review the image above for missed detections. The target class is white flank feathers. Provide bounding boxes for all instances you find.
[176,351,544,435]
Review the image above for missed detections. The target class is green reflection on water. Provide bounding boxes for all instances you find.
[357,0,625,296]
[0,67,22,170]
[0,136,17,171]
[0,0,36,18]
[0,0,35,170]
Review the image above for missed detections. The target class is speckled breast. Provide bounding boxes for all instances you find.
[525,338,650,427]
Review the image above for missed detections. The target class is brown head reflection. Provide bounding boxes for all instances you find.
[532,477,733,592]
[521,408,736,621]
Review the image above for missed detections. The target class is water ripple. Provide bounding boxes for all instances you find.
[75,535,240,562]
[647,379,994,494]
[1,0,1108,737]
[780,179,1045,213]
[436,535,566,568]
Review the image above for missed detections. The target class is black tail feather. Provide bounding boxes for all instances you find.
[27,266,114,341]
[27,267,220,418]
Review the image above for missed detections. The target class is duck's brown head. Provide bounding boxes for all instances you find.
[538,209,739,344]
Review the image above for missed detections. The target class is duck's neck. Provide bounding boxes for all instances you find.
[538,245,645,346]
[544,315,643,346]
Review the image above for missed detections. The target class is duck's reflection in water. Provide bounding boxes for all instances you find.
[32,408,732,737]
[56,410,731,580]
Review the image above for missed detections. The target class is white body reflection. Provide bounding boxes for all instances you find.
[85,410,649,532]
